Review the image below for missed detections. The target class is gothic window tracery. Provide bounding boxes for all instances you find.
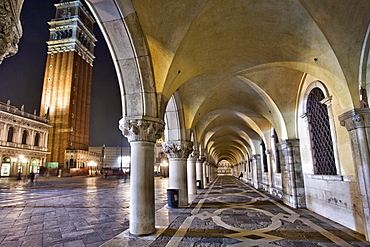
[306,87,336,175]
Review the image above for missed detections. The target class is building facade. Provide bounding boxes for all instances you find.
[89,146,130,171]
[39,0,96,167]
[0,101,50,177]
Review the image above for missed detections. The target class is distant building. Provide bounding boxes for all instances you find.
[39,0,97,168]
[0,101,51,177]
[64,149,101,176]
[89,146,131,171]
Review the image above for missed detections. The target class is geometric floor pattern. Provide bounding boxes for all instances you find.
[146,176,369,247]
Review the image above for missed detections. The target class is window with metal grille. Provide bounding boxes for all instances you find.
[261,141,268,172]
[273,130,281,173]
[306,87,336,175]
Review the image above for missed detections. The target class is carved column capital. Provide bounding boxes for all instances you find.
[162,141,193,159]
[339,108,370,131]
[188,150,199,161]
[197,155,205,163]
[119,117,164,143]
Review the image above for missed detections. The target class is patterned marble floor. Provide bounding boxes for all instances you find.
[106,176,370,247]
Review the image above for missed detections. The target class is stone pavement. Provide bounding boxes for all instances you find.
[0,175,168,247]
[0,175,369,246]
[105,176,370,247]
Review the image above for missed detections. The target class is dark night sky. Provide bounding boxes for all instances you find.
[0,0,129,147]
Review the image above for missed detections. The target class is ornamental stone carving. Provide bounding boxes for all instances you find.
[0,0,23,64]
[188,150,200,161]
[162,141,193,159]
[197,155,205,163]
[339,108,370,131]
[119,117,164,142]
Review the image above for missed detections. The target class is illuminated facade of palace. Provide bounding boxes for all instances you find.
[0,101,50,177]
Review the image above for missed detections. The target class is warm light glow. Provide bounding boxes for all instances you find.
[88,161,97,167]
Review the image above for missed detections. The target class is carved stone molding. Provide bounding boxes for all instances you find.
[188,150,199,161]
[119,117,164,143]
[0,0,23,64]
[162,141,193,159]
[197,155,205,163]
[339,108,370,131]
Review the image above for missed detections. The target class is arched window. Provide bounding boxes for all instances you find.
[7,127,14,142]
[306,87,336,175]
[34,133,40,147]
[261,141,268,172]
[22,130,28,144]
[273,130,281,173]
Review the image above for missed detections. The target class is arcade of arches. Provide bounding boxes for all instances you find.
[5,0,370,241]
[93,0,370,239]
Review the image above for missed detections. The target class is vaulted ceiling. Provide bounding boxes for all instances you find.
[88,0,370,164]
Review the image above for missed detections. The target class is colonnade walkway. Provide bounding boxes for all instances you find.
[0,175,369,246]
[106,175,369,247]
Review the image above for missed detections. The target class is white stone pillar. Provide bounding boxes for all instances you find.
[279,139,306,209]
[120,118,164,236]
[209,164,214,181]
[196,156,204,189]
[187,151,198,195]
[252,155,262,189]
[162,141,193,206]
[202,160,208,187]
[339,109,370,240]
[266,149,274,193]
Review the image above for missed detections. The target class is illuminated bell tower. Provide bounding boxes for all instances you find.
[40,0,96,166]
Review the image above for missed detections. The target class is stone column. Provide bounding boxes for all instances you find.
[209,164,214,181]
[251,154,262,189]
[196,156,205,189]
[279,139,306,209]
[266,149,274,193]
[187,151,199,195]
[339,108,370,240]
[120,117,164,236]
[162,141,193,206]
[202,160,208,186]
